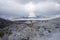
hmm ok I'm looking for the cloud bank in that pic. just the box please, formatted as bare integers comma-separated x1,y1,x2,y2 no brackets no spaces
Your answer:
0,0,60,20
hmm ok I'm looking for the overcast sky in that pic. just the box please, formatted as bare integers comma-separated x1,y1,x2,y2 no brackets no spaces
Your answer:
0,0,60,19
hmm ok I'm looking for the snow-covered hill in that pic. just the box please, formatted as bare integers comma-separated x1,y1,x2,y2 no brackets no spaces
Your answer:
0,17,60,40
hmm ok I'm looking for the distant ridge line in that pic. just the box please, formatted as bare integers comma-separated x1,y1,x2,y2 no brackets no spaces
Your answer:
11,15,60,21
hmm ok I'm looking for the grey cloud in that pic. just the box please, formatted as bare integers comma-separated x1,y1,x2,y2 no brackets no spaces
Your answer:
0,0,29,19
0,10,29,19
34,2,60,18
15,0,31,4
33,0,60,3
15,0,46,4
0,10,28,17
34,9,60,18
15,0,60,4
52,0,60,3
32,0,46,3
0,0,60,19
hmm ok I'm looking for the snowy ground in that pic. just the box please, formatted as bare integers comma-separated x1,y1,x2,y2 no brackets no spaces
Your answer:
0,18,60,40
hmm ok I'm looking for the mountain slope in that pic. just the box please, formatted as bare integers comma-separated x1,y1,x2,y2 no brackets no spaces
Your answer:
0,17,60,40
0,18,13,29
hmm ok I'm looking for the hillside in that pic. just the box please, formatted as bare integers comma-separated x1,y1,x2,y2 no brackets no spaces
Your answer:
0,18,13,29
0,17,60,40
